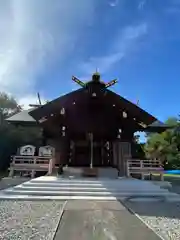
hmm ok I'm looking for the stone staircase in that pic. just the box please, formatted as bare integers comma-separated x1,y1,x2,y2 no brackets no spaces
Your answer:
0,176,180,201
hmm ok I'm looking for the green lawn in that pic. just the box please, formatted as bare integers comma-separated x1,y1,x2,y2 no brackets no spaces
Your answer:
151,174,180,186
163,173,180,178
151,174,180,194
153,173,180,178
164,175,180,183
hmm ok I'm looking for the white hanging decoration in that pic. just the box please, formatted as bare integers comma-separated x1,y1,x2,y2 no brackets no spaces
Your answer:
105,141,110,150
39,117,47,123
117,128,122,139
60,107,65,115
61,125,66,136
62,126,66,131
139,122,147,128
122,111,127,118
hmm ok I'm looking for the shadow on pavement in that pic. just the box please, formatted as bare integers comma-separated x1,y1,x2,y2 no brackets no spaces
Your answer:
99,178,180,220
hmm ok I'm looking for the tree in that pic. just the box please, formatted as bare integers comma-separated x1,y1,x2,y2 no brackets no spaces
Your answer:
0,92,21,124
0,92,42,172
144,117,180,169
132,133,146,159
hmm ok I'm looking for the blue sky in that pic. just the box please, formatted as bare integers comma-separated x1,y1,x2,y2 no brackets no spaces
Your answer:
0,0,180,122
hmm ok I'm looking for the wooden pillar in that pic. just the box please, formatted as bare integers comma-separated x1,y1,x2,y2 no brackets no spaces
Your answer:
118,141,125,177
101,141,104,166
113,141,122,175
89,133,93,168
56,136,70,174
113,141,131,177
113,141,118,167
42,128,47,146
46,137,66,174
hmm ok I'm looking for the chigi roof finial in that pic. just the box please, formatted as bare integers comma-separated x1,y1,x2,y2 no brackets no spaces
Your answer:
92,68,100,82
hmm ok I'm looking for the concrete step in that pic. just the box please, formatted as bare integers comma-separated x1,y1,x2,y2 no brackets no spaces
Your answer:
28,178,164,188
1,194,180,202
13,185,170,194
13,185,169,192
14,185,110,191
22,181,163,189
30,176,136,184
30,176,160,184
23,182,104,187
0,194,121,200
22,182,165,192
1,176,179,202
29,180,124,185
0,192,179,201
4,189,173,197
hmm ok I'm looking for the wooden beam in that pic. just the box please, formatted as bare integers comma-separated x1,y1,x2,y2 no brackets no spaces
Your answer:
105,79,118,88
72,76,86,87
29,104,41,108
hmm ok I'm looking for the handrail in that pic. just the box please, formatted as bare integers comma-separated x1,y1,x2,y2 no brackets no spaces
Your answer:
9,155,55,178
127,159,164,180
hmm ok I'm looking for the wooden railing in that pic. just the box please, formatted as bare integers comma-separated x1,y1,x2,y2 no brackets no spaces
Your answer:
9,155,55,178
127,159,164,181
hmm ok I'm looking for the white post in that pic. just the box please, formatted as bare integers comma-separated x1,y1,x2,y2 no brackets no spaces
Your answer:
90,133,93,169
127,159,130,177
9,156,15,177
48,158,53,175
31,157,36,178
140,160,144,180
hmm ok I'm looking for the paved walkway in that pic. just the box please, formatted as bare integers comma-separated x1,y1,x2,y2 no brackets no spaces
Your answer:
1,177,178,239
54,200,161,240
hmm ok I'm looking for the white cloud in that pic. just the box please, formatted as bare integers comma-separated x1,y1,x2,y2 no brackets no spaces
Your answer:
0,0,95,99
81,23,148,74
18,94,46,110
108,0,119,7
138,0,146,10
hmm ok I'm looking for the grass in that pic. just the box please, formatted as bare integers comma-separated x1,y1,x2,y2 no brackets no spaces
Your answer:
164,175,180,183
152,174,180,188
150,174,180,186
163,173,180,177
153,173,180,178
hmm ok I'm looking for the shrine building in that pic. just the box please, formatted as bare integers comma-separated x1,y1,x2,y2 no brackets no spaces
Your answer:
7,72,168,176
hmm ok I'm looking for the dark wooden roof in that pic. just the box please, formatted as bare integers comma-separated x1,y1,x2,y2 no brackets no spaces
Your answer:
29,88,83,121
29,87,157,126
106,89,156,125
7,82,160,135
145,120,174,133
